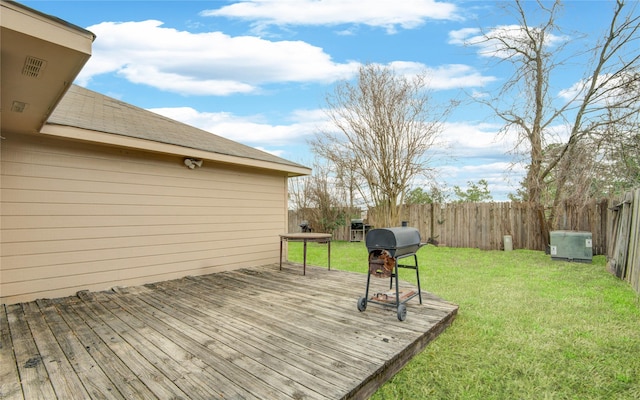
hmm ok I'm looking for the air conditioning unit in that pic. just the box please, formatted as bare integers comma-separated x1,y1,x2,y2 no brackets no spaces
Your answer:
549,231,593,263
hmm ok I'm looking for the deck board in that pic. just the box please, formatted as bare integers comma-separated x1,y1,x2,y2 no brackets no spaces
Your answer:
56,297,165,399
21,301,90,399
1,306,25,399
1,263,458,399
34,299,123,399
4,304,58,400
139,283,353,397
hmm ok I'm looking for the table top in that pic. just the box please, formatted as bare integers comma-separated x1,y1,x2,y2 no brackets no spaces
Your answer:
279,233,332,240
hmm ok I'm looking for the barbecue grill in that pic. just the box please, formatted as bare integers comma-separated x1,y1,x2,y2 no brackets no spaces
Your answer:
349,218,371,242
299,220,312,233
357,227,425,321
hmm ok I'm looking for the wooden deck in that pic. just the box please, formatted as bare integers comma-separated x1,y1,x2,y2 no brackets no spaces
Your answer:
1,263,458,400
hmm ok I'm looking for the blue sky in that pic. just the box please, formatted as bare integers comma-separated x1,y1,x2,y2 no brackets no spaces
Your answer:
20,0,626,200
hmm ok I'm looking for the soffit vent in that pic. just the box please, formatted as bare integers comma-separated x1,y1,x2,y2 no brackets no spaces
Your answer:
11,101,28,113
22,56,47,78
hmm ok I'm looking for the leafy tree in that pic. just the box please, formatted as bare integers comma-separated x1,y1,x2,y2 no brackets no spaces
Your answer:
406,185,449,204
453,179,493,202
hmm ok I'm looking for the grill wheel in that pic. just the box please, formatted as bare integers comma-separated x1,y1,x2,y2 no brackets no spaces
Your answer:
357,296,367,312
397,304,407,321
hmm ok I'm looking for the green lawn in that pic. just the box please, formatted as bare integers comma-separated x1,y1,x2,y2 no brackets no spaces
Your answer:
287,241,640,399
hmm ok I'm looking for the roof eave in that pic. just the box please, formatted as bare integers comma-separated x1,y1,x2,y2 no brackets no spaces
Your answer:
40,123,312,177
0,0,95,135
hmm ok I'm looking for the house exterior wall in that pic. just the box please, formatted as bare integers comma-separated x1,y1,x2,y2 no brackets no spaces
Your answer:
1,132,288,304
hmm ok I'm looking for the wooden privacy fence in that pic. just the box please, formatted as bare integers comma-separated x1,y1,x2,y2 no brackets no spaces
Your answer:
289,200,612,254
386,202,544,251
367,201,611,254
607,188,640,294
288,195,640,293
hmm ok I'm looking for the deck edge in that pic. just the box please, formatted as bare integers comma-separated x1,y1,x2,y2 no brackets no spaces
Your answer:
343,305,459,400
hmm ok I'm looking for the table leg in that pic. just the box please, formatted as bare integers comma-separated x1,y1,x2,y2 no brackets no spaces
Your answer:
303,239,307,275
328,240,331,270
279,239,283,270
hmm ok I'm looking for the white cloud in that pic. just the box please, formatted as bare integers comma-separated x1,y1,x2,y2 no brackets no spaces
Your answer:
77,20,360,94
254,146,286,157
425,64,497,89
75,20,494,97
118,65,256,96
427,121,526,199
441,121,512,155
558,72,639,109
543,123,572,144
447,27,481,45
201,0,460,34
558,79,587,102
379,61,496,90
449,25,566,59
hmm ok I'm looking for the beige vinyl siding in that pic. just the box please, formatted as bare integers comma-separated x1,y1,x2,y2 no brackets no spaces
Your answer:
1,133,288,304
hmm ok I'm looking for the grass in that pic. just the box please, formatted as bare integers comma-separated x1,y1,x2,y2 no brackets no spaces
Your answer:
287,241,640,399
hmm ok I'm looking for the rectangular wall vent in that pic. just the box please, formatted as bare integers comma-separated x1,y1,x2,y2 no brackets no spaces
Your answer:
22,56,47,78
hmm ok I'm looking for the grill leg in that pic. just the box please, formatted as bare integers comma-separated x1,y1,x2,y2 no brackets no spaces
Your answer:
414,254,422,304
394,262,401,310
303,239,307,275
365,268,372,300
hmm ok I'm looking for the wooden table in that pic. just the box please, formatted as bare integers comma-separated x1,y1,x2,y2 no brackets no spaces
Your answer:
279,233,332,275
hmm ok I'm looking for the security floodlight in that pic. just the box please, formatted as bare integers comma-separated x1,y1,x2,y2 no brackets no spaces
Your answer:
184,158,203,169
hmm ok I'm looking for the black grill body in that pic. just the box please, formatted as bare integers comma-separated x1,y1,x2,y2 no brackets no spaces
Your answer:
358,226,426,321
299,221,312,233
365,227,421,258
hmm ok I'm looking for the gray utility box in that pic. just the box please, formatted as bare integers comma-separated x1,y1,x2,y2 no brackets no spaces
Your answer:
549,230,593,263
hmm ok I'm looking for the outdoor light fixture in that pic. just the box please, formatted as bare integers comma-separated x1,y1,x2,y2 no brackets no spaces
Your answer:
184,158,203,169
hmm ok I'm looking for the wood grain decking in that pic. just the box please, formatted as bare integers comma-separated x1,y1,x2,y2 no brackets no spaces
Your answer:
1,263,458,400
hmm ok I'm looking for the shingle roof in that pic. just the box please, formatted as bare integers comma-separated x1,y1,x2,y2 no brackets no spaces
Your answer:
47,84,307,170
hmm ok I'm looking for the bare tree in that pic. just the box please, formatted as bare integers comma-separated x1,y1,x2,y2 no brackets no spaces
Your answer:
310,64,454,227
288,175,311,212
334,158,364,210
473,0,640,243
288,162,355,234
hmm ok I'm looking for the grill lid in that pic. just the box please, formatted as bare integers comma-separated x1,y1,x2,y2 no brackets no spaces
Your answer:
366,227,422,257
